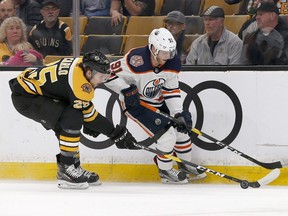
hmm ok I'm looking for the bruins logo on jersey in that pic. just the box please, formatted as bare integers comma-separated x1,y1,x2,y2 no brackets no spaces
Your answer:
81,83,93,93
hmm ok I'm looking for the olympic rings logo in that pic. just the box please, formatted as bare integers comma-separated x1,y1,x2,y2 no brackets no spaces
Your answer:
80,81,243,151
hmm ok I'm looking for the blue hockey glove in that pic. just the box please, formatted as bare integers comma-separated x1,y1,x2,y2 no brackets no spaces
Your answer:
174,111,192,134
121,84,140,110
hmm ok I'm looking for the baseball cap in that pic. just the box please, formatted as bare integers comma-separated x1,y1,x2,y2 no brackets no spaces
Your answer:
256,2,279,15
164,11,185,24
202,6,225,18
41,0,59,8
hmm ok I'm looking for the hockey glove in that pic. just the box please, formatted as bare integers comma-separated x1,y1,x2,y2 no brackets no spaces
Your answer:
83,126,101,138
174,111,192,134
109,125,137,149
121,84,140,110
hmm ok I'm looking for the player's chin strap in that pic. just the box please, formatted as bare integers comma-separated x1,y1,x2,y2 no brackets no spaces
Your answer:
139,100,287,170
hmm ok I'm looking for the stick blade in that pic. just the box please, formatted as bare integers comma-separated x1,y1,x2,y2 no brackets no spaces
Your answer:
258,168,281,187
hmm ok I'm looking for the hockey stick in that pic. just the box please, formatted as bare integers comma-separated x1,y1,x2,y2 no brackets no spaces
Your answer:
133,141,280,189
191,128,283,169
139,101,285,169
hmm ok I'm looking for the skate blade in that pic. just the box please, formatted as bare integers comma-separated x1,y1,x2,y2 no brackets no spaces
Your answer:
187,172,207,181
58,180,89,189
88,181,102,186
161,178,189,184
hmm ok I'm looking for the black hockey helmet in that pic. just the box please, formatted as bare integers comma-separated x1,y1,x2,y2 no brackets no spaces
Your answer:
82,50,111,75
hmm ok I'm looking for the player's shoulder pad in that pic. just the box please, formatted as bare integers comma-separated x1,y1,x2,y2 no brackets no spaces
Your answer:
70,58,94,102
126,46,153,73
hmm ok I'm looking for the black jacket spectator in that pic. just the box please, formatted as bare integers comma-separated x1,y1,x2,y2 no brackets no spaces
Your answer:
17,0,42,31
28,18,72,57
243,18,288,65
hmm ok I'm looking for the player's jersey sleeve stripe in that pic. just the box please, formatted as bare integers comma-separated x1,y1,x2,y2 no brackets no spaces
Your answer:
17,74,42,95
83,104,98,122
84,109,98,122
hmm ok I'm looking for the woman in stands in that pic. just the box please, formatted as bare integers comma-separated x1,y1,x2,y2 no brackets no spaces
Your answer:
0,16,43,65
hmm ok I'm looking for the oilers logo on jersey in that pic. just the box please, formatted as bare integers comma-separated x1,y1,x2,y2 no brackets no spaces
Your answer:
143,78,165,98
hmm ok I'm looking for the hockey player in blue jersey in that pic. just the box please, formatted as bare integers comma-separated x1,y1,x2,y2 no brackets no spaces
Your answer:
105,28,206,183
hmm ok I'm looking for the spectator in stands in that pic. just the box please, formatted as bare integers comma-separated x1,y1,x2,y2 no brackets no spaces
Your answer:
242,2,288,64
2,41,43,66
28,0,72,57
80,0,111,17
110,0,155,26
225,0,287,15
0,17,43,64
11,0,42,32
0,0,16,26
238,0,278,40
164,10,186,63
226,0,262,15
185,6,243,65
36,0,72,17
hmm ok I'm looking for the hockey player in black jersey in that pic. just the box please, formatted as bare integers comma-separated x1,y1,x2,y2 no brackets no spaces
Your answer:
9,50,136,189
105,28,207,184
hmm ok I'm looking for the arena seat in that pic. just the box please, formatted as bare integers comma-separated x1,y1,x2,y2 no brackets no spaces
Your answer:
161,0,184,15
80,35,87,51
185,16,204,34
203,0,241,15
59,16,88,34
123,35,149,54
154,0,164,15
106,55,124,62
84,16,128,35
44,55,73,64
125,16,165,35
182,34,200,53
160,0,204,16
224,15,250,34
184,0,205,15
81,35,126,55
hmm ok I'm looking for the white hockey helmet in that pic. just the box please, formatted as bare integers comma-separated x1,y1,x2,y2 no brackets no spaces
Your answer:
148,28,176,59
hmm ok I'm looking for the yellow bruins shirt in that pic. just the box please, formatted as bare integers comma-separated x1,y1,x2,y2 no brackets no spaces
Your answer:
0,42,13,62
17,57,97,121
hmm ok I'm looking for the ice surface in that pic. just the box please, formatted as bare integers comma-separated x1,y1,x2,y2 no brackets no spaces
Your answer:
0,180,287,216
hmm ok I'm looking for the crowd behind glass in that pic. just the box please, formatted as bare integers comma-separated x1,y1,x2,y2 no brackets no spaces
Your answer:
0,0,287,68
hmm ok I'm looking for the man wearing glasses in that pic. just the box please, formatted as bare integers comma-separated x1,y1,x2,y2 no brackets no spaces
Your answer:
28,0,72,57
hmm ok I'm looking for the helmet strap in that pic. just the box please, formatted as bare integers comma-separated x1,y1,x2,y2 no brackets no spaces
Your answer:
149,44,159,60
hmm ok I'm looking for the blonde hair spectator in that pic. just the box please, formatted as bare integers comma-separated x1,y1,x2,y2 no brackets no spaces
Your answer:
0,16,27,43
11,41,34,54
0,17,43,65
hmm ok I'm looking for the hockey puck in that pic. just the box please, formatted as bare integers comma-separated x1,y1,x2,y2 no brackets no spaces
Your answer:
178,172,187,181
240,181,249,189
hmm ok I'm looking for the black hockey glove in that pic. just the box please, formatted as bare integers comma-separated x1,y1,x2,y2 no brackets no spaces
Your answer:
109,125,137,149
121,84,140,110
174,111,192,134
83,126,100,138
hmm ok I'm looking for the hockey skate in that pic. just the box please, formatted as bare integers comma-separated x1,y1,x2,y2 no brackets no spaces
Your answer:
56,155,89,189
158,168,188,184
75,162,102,186
178,163,207,181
